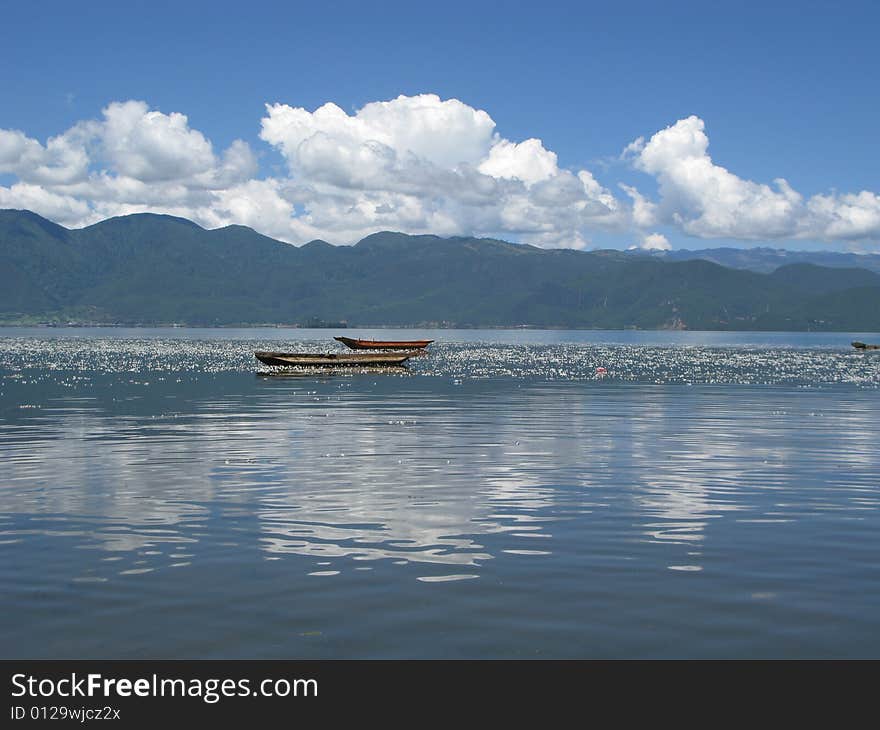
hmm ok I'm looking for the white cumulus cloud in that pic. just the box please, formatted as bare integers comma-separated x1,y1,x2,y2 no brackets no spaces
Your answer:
625,115,880,243
478,138,559,184
0,100,256,227
254,93,622,245
100,101,218,182
640,232,671,251
1,98,879,249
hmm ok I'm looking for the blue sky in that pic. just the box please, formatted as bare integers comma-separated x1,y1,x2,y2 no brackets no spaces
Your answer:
1,0,878,250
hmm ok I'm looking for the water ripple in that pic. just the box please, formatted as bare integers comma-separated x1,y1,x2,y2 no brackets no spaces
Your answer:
1,333,879,385
2,328,880,658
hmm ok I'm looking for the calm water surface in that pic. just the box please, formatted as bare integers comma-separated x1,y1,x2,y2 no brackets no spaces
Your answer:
1,328,879,658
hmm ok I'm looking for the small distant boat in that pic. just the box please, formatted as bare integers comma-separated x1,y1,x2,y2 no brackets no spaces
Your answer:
852,341,880,350
334,336,434,351
255,351,417,367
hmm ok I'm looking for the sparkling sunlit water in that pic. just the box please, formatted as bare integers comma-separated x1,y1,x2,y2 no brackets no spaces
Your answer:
1,328,879,658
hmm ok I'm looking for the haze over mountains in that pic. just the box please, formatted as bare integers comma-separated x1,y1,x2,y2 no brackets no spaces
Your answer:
636,247,880,275
1,209,879,330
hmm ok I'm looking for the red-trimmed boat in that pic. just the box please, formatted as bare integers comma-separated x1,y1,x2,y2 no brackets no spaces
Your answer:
334,336,434,351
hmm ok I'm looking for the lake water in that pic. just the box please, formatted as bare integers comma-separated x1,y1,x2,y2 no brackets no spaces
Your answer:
2,327,880,658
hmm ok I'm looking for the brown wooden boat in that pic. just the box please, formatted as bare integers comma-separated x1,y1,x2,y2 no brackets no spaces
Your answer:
334,336,434,351
852,341,880,350
255,351,417,367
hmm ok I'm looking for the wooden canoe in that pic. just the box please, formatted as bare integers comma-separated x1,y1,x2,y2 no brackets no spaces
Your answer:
852,341,880,350
255,350,417,367
334,336,434,351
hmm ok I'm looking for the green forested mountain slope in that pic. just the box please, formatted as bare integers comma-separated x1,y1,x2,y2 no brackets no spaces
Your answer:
1,209,878,330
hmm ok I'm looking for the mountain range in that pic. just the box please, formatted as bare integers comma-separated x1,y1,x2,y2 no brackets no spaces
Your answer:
1,208,878,330
633,246,880,274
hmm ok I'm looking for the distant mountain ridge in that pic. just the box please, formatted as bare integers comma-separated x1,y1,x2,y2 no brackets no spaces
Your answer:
1,209,879,330
630,246,880,274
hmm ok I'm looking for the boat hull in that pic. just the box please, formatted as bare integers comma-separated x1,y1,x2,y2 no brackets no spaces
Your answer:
255,351,416,367
334,336,434,350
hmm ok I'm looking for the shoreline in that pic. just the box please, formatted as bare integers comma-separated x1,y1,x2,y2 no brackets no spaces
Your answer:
1,322,878,335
